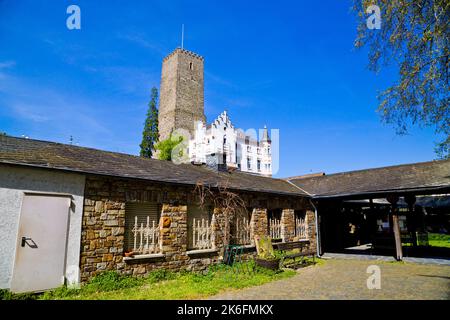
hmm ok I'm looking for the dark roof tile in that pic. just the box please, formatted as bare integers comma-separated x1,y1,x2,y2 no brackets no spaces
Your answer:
288,160,450,198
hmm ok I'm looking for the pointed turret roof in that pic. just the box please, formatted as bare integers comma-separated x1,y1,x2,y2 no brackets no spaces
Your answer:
261,125,271,143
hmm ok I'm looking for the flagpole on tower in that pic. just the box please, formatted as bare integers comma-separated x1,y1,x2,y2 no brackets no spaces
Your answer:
181,24,184,49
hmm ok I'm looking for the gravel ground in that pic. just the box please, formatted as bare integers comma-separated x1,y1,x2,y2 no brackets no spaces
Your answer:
210,259,450,300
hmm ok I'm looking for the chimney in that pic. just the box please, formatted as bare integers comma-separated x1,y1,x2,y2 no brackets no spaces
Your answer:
205,153,227,172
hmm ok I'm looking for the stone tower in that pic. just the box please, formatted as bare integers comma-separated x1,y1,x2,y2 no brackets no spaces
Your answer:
158,48,206,141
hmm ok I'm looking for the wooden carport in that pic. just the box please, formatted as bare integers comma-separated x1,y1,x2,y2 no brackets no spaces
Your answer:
287,159,450,260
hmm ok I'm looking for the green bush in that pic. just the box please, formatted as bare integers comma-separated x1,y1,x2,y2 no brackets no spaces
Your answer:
154,134,185,161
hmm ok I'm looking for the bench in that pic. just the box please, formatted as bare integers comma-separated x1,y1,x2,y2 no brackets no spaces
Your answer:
274,240,315,268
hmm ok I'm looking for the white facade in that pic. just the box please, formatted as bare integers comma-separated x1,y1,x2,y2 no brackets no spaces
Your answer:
189,111,272,176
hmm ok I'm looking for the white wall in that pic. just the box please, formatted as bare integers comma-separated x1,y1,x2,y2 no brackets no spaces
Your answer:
0,165,85,289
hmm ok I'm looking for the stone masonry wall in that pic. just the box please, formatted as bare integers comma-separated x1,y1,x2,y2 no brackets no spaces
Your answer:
281,209,295,242
306,210,317,253
79,176,315,282
250,208,268,244
211,207,228,254
80,177,218,281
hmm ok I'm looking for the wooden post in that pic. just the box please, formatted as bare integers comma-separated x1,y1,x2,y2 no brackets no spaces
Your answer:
387,195,402,260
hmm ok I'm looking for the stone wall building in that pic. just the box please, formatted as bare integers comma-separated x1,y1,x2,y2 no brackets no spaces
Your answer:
0,136,315,291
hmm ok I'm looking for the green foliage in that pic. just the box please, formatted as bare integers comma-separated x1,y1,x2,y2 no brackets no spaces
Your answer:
0,289,12,300
41,271,146,299
434,137,450,160
154,134,184,161
428,233,450,248
83,271,144,292
140,87,159,158
146,269,176,283
353,1,449,159
0,289,37,300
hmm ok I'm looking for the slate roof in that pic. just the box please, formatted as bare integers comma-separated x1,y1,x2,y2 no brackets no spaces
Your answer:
0,136,307,197
288,160,450,198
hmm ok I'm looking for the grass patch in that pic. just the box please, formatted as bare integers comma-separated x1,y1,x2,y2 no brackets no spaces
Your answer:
428,233,450,248
37,261,296,300
0,289,37,300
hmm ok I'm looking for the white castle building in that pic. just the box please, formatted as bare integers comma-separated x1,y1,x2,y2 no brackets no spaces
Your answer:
189,111,272,176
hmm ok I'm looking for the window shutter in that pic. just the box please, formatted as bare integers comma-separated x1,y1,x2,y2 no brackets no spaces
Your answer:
124,202,160,252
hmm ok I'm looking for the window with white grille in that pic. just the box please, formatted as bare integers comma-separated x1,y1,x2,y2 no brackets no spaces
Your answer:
294,210,308,239
232,209,251,245
188,205,213,250
268,209,282,240
124,202,161,255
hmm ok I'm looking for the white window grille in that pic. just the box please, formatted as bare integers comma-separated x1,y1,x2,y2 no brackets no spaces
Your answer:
269,218,282,239
125,202,160,254
192,217,213,250
235,217,251,245
295,215,308,239
131,216,160,254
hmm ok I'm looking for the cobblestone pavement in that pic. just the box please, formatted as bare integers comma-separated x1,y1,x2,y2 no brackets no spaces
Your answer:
210,259,450,300
322,252,450,266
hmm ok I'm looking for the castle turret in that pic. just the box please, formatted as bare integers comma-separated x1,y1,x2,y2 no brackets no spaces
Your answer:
260,125,272,176
261,125,271,143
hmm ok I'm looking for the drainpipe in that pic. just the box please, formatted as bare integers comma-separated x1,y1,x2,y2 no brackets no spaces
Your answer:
309,199,321,257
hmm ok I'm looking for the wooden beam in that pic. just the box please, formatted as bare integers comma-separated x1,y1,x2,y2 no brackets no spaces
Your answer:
387,195,403,260
391,214,403,260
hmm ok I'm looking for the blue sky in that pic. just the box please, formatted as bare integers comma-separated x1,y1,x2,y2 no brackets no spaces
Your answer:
0,0,442,177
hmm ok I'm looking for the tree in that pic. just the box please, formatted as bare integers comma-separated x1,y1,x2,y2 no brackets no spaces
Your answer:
140,87,159,158
154,134,184,161
353,1,449,158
